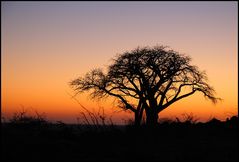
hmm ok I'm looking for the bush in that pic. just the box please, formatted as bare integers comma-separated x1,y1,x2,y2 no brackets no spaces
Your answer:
8,108,49,129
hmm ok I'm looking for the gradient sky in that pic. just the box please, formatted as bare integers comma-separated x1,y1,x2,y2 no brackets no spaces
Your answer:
1,2,238,124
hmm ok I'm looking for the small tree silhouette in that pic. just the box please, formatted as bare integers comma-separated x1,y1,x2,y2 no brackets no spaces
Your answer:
70,45,220,127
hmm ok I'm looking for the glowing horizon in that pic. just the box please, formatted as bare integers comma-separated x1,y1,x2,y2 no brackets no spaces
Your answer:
1,2,238,124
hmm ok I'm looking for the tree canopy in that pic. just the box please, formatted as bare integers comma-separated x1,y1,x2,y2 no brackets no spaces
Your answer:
70,45,220,126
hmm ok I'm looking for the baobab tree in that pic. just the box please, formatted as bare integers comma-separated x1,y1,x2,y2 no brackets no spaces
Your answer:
70,45,220,126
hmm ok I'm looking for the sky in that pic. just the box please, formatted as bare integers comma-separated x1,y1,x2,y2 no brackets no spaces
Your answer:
1,1,238,124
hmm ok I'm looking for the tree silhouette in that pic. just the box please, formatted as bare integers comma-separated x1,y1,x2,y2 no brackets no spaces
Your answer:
70,46,220,126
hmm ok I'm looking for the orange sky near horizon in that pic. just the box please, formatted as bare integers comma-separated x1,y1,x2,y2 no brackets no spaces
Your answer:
1,2,238,124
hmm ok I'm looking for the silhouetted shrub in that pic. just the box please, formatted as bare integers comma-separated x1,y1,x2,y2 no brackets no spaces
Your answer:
207,118,221,126
8,108,49,130
225,116,238,129
176,113,199,124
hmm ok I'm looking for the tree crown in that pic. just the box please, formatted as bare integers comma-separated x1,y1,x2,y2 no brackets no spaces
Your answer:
70,46,220,113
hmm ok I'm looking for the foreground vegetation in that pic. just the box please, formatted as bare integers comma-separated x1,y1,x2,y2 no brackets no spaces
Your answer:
1,111,238,161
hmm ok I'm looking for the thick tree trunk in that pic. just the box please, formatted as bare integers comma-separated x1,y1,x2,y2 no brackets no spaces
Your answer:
134,107,144,126
134,112,140,126
145,110,158,127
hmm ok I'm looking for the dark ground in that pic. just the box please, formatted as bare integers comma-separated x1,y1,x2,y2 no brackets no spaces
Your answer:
1,117,238,161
